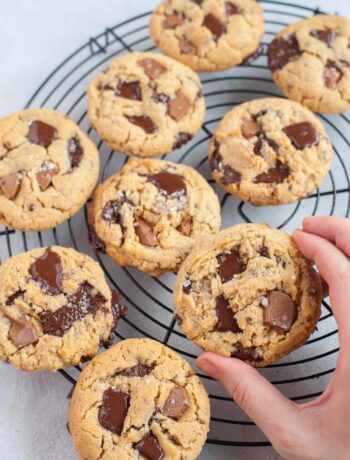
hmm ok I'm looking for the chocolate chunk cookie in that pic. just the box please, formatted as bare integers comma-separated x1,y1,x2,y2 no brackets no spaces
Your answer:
0,246,126,371
173,224,322,366
268,15,350,114
68,338,210,460
88,52,205,157
88,158,221,275
149,0,264,72
0,108,100,231
208,98,333,206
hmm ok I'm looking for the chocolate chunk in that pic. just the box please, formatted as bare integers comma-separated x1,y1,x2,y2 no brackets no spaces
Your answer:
126,115,158,134
217,249,245,283
203,14,226,40
0,172,21,199
134,218,158,247
168,91,191,121
177,216,192,236
254,163,290,184
241,120,262,139
163,13,184,30
268,34,301,72
30,249,63,295
231,342,261,362
241,45,264,65
215,295,242,333
138,58,167,79
191,0,203,4
179,38,197,55
324,61,342,89
283,122,319,150
162,387,190,419
310,29,336,47
68,137,84,168
102,193,130,226
6,290,25,306
134,434,164,460
182,279,192,294
88,224,106,253
252,111,267,121
0,305,37,349
36,164,58,191
263,290,296,334
27,121,57,148
111,290,127,329
153,92,170,105
148,171,186,196
173,132,193,150
254,134,279,156
116,81,142,101
220,165,241,185
258,246,270,258
39,282,106,336
226,2,241,15
98,388,130,435
209,140,222,171
116,364,153,377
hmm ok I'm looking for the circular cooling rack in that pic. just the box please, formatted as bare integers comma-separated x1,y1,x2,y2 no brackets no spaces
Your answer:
1,0,349,452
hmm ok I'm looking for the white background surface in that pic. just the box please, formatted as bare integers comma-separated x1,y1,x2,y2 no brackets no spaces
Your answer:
0,1,349,459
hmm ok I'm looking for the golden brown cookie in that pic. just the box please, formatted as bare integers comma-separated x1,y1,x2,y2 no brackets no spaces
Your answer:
173,224,322,367
69,338,210,460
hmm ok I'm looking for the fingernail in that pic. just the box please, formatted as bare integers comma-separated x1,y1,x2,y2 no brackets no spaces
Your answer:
197,358,218,376
292,229,302,237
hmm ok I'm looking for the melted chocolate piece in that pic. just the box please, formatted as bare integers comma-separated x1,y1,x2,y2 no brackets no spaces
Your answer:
0,173,21,199
88,224,106,253
220,165,241,185
173,132,193,150
231,342,261,362
310,29,336,47
209,140,222,171
27,121,57,148
324,61,343,89
126,115,158,134
254,134,279,156
163,13,184,30
153,92,170,106
0,305,37,349
182,279,192,294
115,364,153,377
225,2,241,15
203,14,226,40
102,193,130,227
134,218,158,247
30,248,63,295
168,91,191,121
215,295,242,333
241,120,262,139
177,216,192,236
254,163,290,184
107,290,128,345
162,387,190,419
263,290,296,334
6,290,25,306
283,122,319,150
217,249,245,283
148,171,186,196
258,246,270,258
268,34,301,72
98,388,130,435
138,58,167,79
179,38,197,55
38,282,107,336
68,137,84,168
116,81,142,101
191,0,203,4
134,434,164,460
36,166,58,191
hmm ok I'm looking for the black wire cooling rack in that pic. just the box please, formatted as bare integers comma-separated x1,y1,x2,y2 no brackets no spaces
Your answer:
1,0,349,452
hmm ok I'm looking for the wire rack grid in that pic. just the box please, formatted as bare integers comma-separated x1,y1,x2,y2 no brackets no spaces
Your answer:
1,0,349,451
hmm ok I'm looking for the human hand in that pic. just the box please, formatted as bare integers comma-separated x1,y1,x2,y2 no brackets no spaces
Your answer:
197,216,350,460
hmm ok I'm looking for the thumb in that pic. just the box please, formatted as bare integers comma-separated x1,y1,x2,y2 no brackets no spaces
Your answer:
197,353,300,441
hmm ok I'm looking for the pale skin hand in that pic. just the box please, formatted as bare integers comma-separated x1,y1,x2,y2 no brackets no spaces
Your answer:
197,216,350,460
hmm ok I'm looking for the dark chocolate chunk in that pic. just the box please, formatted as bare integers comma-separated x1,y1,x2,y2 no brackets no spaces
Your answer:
177,216,192,236
126,115,158,134
162,387,189,419
209,140,222,171
6,290,25,306
98,388,130,435
116,81,142,101
138,58,167,79
173,132,193,150
163,13,184,30
30,248,63,295
68,137,84,168
148,171,186,196
203,14,226,40
310,29,336,47
168,91,191,121
225,2,241,15
36,165,58,191
134,434,164,460
179,38,197,55
283,122,319,150
217,249,245,283
268,34,301,72
258,246,270,258
102,193,130,227
153,92,170,105
242,119,262,139
134,218,158,247
231,342,261,362
263,290,296,334
254,134,279,156
88,224,106,254
0,173,21,199
0,305,37,349
324,61,343,89
215,295,242,333
220,165,241,185
115,364,153,377
182,279,192,294
254,163,290,184
38,282,107,336
191,0,203,4
27,121,57,148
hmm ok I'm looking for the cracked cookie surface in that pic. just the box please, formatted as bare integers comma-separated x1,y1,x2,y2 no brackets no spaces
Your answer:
69,338,210,460
208,98,333,206
0,108,100,231
173,224,322,366
88,158,221,276
0,246,126,371
88,52,205,157
149,0,264,72
268,15,350,114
